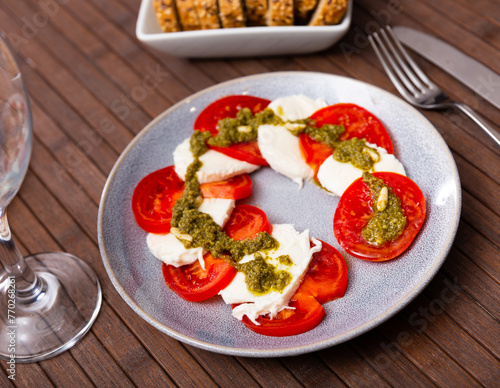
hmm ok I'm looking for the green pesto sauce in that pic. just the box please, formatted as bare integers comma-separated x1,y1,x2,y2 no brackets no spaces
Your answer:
287,119,345,149
170,139,278,266
208,107,283,147
286,118,379,171
190,130,211,157
236,253,292,295
333,138,380,171
361,172,407,246
278,254,293,266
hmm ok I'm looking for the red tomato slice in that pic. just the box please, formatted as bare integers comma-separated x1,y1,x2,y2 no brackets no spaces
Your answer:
223,204,272,240
298,132,334,177
238,291,326,337
208,142,268,166
132,166,184,234
162,254,236,302
299,103,395,173
298,240,348,304
194,95,271,166
334,172,426,261
200,174,253,200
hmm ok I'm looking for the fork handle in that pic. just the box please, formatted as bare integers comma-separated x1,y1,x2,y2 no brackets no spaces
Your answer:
454,103,500,148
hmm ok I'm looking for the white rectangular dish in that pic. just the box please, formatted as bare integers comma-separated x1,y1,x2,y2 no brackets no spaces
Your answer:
135,0,352,58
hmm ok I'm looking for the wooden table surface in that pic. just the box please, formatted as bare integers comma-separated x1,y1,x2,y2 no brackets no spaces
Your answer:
1,0,499,386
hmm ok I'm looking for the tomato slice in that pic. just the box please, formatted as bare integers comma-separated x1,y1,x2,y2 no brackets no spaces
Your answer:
223,204,272,240
238,291,326,337
208,142,268,166
298,132,334,177
200,173,253,200
334,172,426,261
194,95,271,166
298,240,348,304
299,103,394,173
132,166,184,234
162,254,236,302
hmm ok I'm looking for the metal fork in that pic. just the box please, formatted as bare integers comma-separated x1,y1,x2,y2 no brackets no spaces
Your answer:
368,25,500,148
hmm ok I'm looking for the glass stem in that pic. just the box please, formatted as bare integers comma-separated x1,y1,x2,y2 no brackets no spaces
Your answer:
0,209,42,298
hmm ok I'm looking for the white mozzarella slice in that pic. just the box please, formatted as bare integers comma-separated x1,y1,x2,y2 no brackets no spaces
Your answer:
197,197,235,228
147,197,235,268
147,233,204,267
219,224,322,324
268,95,327,122
173,137,260,184
258,124,314,187
317,143,406,197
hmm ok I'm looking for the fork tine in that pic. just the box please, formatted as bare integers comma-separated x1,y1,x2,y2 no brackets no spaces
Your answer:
379,27,427,93
383,26,434,89
368,31,419,100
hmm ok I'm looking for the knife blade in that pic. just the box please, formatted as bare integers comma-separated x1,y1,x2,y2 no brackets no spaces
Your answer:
393,26,500,111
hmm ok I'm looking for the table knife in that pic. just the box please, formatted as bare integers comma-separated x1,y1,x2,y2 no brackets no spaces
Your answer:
393,26,500,111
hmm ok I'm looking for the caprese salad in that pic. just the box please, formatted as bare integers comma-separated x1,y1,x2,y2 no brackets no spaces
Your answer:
131,94,426,337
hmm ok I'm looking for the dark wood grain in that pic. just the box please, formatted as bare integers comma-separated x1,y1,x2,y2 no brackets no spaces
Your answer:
0,0,498,386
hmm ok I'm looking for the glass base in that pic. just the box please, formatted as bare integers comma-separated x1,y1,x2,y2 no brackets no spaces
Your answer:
0,252,102,363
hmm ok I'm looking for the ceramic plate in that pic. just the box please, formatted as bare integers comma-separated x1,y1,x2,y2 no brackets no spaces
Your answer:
136,0,352,58
98,72,461,357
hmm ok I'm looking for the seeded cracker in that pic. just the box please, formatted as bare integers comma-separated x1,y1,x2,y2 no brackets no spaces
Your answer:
309,0,348,26
267,0,294,26
153,0,181,32
218,0,246,28
195,0,221,29
176,0,203,30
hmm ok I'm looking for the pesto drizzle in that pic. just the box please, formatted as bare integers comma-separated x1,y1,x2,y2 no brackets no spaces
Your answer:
361,172,407,245
334,138,380,171
207,107,282,147
286,118,345,148
235,253,292,294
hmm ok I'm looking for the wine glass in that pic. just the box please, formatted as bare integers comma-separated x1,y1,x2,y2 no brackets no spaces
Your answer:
0,34,101,362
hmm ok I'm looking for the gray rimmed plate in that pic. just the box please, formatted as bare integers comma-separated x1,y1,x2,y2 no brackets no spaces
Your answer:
98,71,461,357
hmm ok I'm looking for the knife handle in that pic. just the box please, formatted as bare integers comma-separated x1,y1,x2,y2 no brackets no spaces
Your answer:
454,103,500,148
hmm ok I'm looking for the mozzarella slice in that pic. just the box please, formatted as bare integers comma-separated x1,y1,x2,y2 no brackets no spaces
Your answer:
147,233,204,268
268,95,327,121
173,137,260,184
256,95,327,187
219,224,322,324
258,124,314,187
147,198,235,268
197,197,235,228
317,143,406,197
